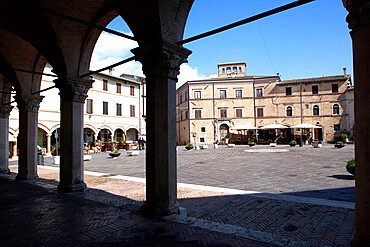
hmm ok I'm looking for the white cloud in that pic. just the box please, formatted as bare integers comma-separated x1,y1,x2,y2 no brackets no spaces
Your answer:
90,32,143,77
90,32,209,84
177,64,206,88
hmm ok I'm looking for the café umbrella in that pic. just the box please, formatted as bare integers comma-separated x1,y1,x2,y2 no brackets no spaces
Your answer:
260,123,288,143
291,123,321,141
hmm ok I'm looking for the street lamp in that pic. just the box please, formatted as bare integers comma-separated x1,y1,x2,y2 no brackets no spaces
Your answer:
54,131,59,156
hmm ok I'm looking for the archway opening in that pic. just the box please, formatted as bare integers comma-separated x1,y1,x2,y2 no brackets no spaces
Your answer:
219,124,229,143
126,128,138,141
83,128,95,144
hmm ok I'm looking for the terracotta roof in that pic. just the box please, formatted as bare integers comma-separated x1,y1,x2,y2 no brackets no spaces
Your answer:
278,75,350,85
188,75,279,83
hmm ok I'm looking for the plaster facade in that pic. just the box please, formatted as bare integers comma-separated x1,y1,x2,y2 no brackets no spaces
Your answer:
8,65,144,157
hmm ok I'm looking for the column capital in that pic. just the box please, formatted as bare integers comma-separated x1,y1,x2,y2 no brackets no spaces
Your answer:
343,0,370,30
15,94,44,113
0,105,13,118
54,76,93,103
132,41,192,81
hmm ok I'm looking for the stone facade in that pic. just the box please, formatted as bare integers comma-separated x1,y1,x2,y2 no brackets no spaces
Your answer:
176,63,354,145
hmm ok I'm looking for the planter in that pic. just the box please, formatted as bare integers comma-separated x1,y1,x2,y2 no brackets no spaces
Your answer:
185,146,193,150
289,144,296,147
335,144,345,148
54,156,60,165
346,165,355,176
109,152,121,158
248,143,255,147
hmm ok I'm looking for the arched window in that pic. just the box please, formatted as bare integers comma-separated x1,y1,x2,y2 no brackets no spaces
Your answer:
333,104,340,115
233,66,237,73
313,105,320,116
222,68,225,74
226,67,231,74
286,106,293,117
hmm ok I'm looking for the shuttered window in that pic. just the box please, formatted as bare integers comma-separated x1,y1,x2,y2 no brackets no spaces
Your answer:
130,105,135,117
86,99,93,114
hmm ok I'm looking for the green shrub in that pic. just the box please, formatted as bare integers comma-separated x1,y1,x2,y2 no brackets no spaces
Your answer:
113,149,120,154
346,158,355,175
335,141,346,148
289,140,297,146
187,143,193,147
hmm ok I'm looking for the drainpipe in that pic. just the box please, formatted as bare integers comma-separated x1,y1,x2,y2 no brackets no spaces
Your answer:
300,82,303,124
213,82,216,142
188,84,190,144
253,80,256,127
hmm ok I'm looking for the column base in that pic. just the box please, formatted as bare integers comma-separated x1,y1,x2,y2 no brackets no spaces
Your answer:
57,182,86,193
0,168,10,174
140,201,180,216
16,174,38,180
350,231,370,247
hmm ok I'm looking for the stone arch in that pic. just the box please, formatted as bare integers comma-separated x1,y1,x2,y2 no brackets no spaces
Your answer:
113,127,126,142
98,125,114,134
0,29,48,94
0,52,21,93
79,10,121,75
83,124,98,134
0,2,67,75
50,124,61,134
83,127,96,144
37,124,50,136
126,127,139,141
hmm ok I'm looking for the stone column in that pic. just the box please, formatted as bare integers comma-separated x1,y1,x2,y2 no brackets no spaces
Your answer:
343,1,370,246
132,42,191,215
46,134,51,155
55,76,92,193
0,105,13,174
12,138,17,157
15,94,43,180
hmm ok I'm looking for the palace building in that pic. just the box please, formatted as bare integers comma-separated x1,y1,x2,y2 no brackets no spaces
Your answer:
176,62,353,145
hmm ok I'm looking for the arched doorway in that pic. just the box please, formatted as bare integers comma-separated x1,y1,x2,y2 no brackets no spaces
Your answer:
37,128,47,150
219,124,230,143
97,129,112,143
83,128,95,144
126,128,138,141
50,128,60,156
114,128,125,142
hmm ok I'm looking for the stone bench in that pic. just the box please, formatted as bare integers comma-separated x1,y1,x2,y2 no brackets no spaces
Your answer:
200,145,208,149
127,150,140,156
84,155,92,161
227,144,235,148
270,143,277,147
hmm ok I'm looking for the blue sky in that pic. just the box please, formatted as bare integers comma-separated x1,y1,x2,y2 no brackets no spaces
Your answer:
92,0,352,86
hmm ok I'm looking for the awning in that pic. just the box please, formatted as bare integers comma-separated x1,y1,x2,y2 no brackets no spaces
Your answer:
260,123,288,129
291,123,321,129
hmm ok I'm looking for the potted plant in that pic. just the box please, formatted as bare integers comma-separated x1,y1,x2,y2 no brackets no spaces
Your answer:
185,143,193,150
106,141,114,152
346,158,355,176
248,140,255,147
312,141,322,148
109,149,121,158
289,140,297,147
335,141,346,148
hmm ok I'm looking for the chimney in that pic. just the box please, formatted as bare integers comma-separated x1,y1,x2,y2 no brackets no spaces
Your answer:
109,68,114,75
343,67,347,76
